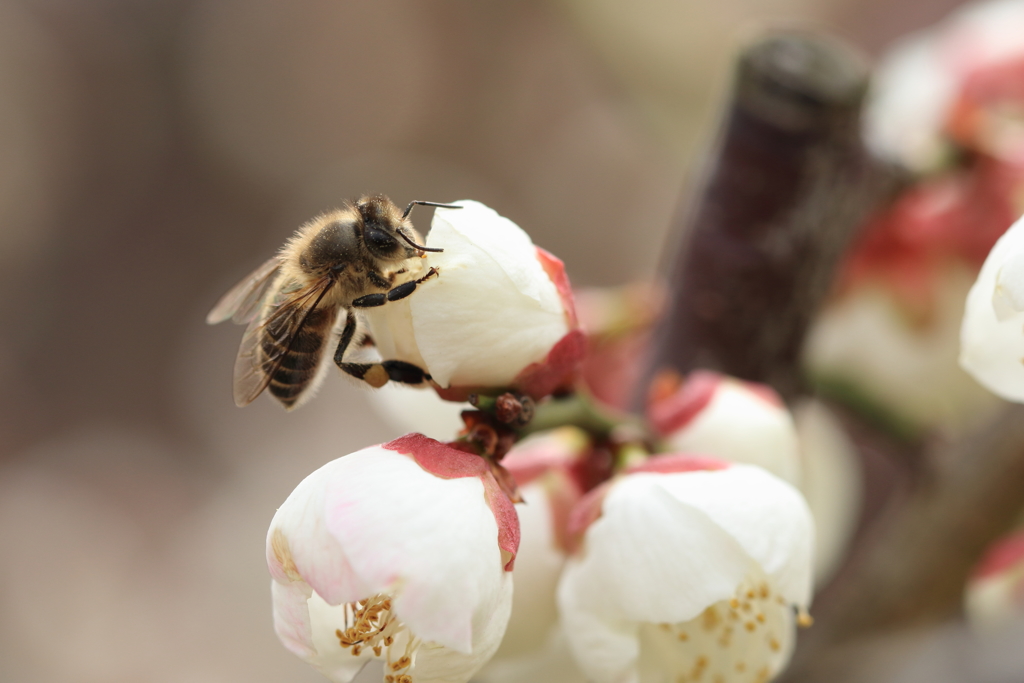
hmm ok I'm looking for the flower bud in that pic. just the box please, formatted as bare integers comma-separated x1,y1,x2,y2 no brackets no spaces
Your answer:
647,371,801,486
267,434,519,683
362,200,584,401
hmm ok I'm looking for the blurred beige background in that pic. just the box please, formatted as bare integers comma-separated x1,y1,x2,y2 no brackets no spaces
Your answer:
0,1,969,681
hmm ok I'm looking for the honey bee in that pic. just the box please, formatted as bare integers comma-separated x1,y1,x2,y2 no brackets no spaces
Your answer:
206,195,458,409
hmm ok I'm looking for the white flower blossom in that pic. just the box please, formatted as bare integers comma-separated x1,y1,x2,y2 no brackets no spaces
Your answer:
486,428,588,662
367,383,469,441
362,200,584,399
267,434,519,683
648,371,801,486
810,265,1004,432
961,213,1024,401
650,375,860,589
791,400,862,586
557,457,814,683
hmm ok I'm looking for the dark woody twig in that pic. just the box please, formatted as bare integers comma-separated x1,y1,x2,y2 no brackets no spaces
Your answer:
645,32,876,400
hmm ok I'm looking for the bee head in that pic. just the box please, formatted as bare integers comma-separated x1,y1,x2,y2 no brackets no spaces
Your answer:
358,195,422,262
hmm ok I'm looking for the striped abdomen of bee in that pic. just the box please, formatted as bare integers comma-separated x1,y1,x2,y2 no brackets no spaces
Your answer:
260,303,339,408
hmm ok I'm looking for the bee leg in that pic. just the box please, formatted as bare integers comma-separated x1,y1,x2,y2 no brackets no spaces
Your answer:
332,310,359,367
339,360,432,388
351,268,440,308
333,309,432,387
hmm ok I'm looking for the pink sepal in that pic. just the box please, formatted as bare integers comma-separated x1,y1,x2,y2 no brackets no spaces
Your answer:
536,247,578,327
565,482,612,553
647,370,721,435
383,433,521,571
513,329,587,400
504,437,587,553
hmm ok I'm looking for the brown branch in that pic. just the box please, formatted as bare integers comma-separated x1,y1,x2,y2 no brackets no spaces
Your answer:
644,31,878,400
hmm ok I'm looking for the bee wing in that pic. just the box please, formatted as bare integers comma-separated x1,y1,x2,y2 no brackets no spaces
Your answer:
206,256,284,325
232,278,334,407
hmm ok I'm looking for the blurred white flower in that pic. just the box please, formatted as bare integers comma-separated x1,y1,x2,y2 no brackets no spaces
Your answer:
961,213,1024,401
810,264,1003,433
363,200,584,400
367,383,469,442
865,0,1024,172
647,371,801,486
267,434,519,683
557,457,814,683
485,428,589,664
474,625,588,683
965,532,1024,633
791,400,863,586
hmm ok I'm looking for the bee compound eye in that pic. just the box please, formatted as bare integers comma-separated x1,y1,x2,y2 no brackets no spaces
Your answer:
364,226,399,255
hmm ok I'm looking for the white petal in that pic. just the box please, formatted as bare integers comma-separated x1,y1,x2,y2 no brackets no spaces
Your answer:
360,297,428,371
408,572,514,683
321,447,506,653
493,481,567,659
864,0,1024,172
367,383,469,441
268,456,375,605
270,579,315,659
302,576,513,683
409,208,568,387
664,380,802,486
649,466,815,607
561,478,753,628
558,568,642,683
994,251,1024,318
362,200,572,389
792,400,863,587
961,213,1024,401
433,201,563,311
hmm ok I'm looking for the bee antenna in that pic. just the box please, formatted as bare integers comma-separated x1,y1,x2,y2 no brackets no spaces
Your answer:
397,229,444,253
401,200,463,220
